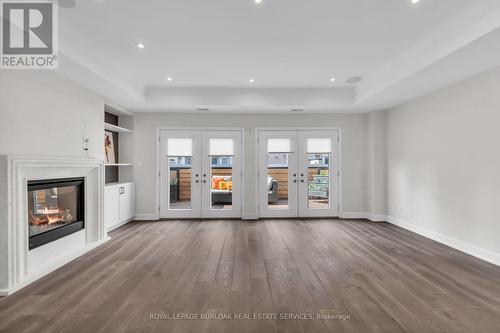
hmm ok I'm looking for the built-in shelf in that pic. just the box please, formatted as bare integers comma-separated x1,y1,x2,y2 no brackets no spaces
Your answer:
104,104,135,185
105,123,134,134
105,163,135,167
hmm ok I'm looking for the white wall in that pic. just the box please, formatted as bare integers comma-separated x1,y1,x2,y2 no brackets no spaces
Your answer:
0,70,104,160
366,111,387,218
387,66,500,259
0,157,8,289
0,70,107,291
133,113,373,218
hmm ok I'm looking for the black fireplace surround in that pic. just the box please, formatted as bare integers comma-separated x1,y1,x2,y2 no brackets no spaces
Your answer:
27,178,85,250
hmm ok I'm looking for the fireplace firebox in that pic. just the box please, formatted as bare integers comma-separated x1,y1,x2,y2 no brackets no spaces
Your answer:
27,178,85,250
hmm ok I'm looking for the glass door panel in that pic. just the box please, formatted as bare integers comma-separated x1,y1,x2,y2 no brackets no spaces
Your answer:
169,155,193,210
267,153,289,209
160,131,202,218
258,131,298,217
202,131,242,218
307,153,330,209
298,131,339,217
210,155,233,210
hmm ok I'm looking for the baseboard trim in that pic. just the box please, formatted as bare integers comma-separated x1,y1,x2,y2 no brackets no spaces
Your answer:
135,213,259,221
134,212,386,222
1,236,111,297
341,212,387,222
134,213,160,221
242,213,259,220
367,214,388,222
386,215,500,267
106,217,135,232
340,212,366,219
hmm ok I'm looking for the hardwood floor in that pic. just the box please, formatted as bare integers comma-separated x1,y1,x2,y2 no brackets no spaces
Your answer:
1,219,500,332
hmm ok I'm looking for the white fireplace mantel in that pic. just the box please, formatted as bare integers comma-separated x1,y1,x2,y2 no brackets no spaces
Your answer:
0,155,109,296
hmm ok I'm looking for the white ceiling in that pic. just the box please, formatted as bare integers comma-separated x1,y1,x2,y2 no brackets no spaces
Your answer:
56,0,500,113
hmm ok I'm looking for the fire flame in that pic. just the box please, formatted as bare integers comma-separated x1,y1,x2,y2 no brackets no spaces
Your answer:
47,214,65,225
40,207,60,215
29,208,73,227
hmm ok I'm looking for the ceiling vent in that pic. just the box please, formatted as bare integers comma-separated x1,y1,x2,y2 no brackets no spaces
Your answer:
346,76,363,84
291,108,304,112
196,108,210,112
58,0,76,8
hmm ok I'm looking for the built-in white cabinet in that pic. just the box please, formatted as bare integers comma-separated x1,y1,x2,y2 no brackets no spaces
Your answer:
104,185,120,230
103,104,135,232
105,182,135,231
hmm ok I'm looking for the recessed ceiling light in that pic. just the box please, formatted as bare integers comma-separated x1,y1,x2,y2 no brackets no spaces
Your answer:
330,78,336,83
166,77,173,81
249,78,255,83
291,108,304,112
255,0,263,5
136,43,145,49
411,0,420,4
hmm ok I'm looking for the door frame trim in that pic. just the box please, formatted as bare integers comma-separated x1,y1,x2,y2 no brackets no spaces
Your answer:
255,127,343,219
155,127,246,219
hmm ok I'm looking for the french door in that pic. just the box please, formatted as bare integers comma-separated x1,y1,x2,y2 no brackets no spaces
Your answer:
258,130,339,218
160,129,242,218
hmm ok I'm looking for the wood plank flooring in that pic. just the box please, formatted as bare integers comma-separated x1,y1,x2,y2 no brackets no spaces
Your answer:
1,219,500,332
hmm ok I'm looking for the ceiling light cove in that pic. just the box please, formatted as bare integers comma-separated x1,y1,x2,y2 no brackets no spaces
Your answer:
56,1,500,114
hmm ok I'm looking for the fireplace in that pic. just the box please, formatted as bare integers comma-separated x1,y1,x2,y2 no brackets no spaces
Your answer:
27,178,85,250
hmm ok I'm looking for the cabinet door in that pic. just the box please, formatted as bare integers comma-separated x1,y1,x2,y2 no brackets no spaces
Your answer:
104,186,120,230
119,183,135,222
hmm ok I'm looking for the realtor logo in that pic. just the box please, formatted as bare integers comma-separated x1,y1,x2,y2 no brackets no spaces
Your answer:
1,0,58,69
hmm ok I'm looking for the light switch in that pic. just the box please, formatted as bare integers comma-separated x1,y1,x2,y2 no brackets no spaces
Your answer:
82,135,90,149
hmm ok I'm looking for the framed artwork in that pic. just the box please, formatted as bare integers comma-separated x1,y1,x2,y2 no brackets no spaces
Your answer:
104,131,116,164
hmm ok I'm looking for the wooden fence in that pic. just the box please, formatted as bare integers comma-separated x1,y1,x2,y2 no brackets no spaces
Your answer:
174,167,327,201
